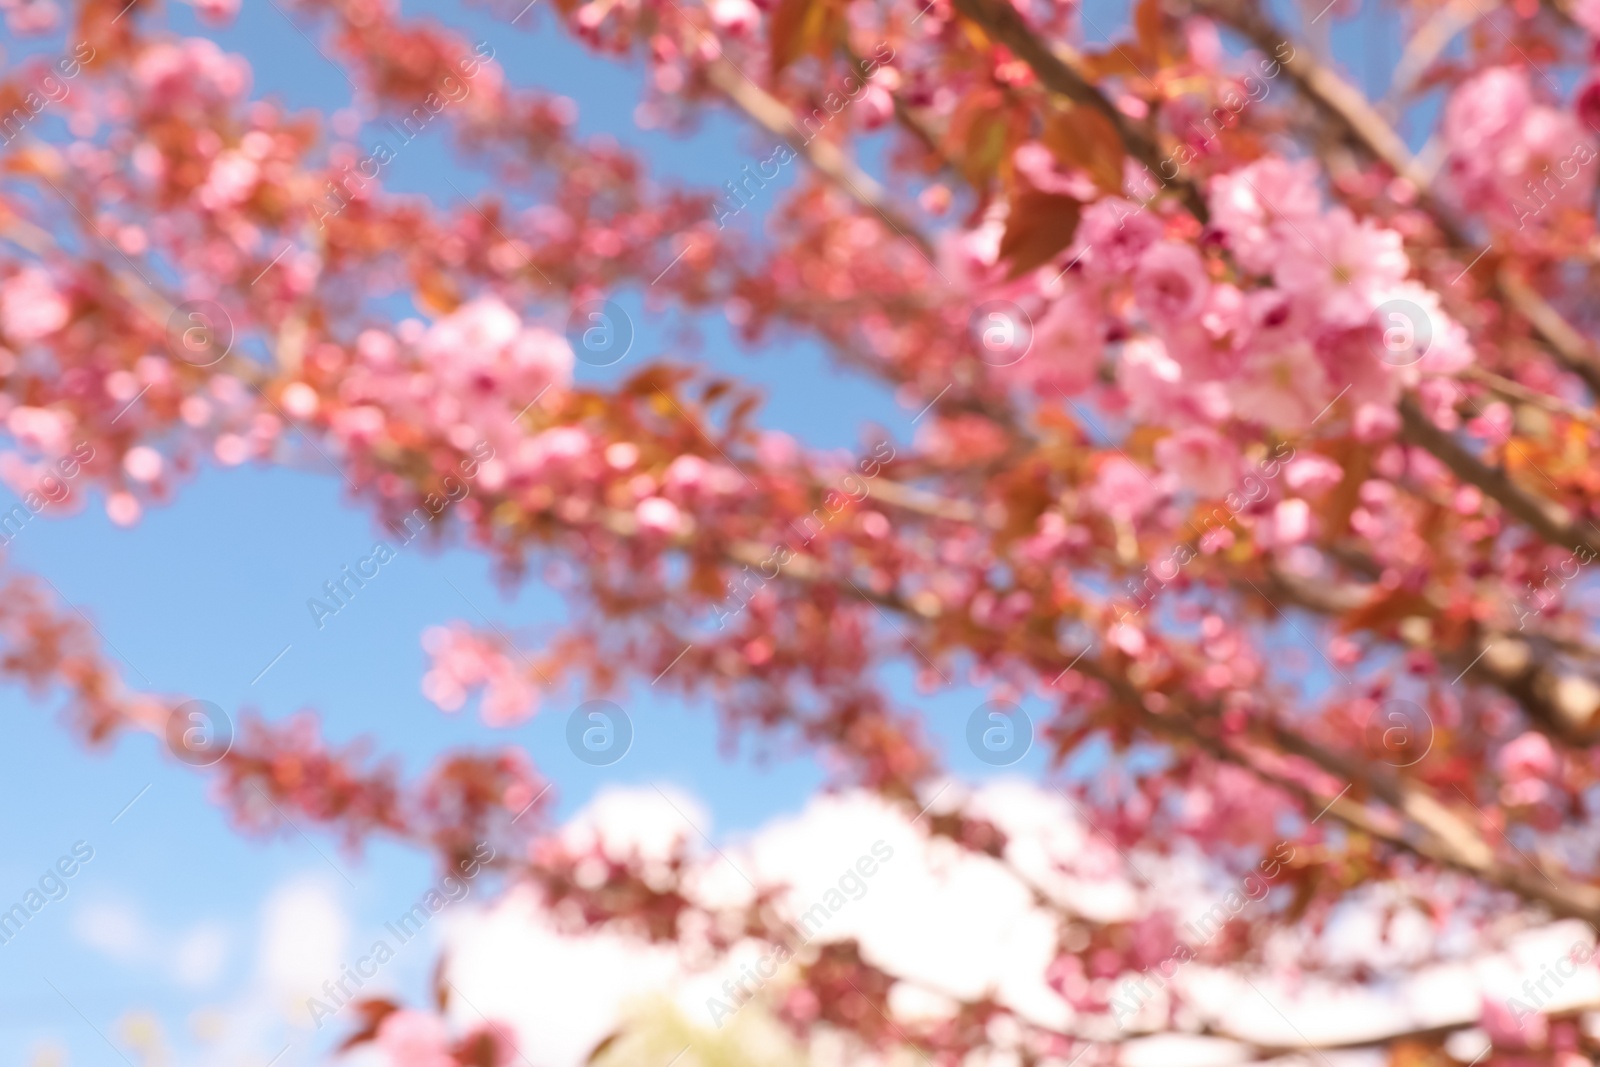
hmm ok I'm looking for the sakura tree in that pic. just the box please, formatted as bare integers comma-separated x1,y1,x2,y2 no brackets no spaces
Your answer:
2,0,1600,1060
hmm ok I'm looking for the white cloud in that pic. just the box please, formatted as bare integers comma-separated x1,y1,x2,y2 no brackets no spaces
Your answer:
71,898,153,963
71,899,232,991
53,785,1588,1067
448,887,683,1066
433,781,1600,1067
172,872,351,1067
171,921,230,989
561,783,711,865
258,874,347,1016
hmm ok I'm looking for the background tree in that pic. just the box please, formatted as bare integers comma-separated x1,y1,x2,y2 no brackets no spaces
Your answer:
3,0,1600,1060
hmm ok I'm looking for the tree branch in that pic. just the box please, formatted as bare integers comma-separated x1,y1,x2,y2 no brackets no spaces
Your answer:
946,0,1211,222
1194,0,1600,396
701,57,935,257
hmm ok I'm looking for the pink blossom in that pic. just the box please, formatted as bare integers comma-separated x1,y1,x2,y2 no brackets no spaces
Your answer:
281,382,320,419
938,217,1004,286
1510,106,1597,220
1353,402,1400,441
214,434,249,465
1109,622,1147,655
1198,282,1247,343
106,492,141,527
421,298,573,410
331,405,386,446
1,269,70,342
1416,376,1463,430
423,296,521,366
1116,335,1232,426
605,442,640,470
1239,287,1305,351
1578,71,1600,132
132,39,251,114
375,1010,456,1067
1502,778,1550,806
7,406,74,454
1228,340,1330,431
1186,17,1222,68
1075,197,1162,275
918,184,953,215
1155,427,1239,497
1162,324,1239,385
122,446,163,483
635,495,683,534
1480,995,1545,1049
1088,456,1161,523
197,150,259,208
1497,730,1556,780
1151,285,1248,385
1133,242,1210,328
1313,324,1399,410
708,0,758,33
357,329,399,366
1283,454,1343,495
2,0,60,33
856,83,896,130
193,0,240,24
482,675,537,728
105,371,141,403
1207,156,1322,274
1014,142,1098,199
421,625,536,726
509,326,576,384
536,426,590,462
756,431,799,469
663,454,711,493
1116,335,1183,419
1444,67,1531,155
476,458,506,492
1270,498,1311,545
1018,282,1104,396
0,455,61,503
1442,67,1595,231
1272,208,1408,328
1467,400,1513,440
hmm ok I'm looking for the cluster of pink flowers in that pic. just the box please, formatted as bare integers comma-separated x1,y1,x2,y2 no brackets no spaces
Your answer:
0,0,59,34
961,151,1474,527
415,296,574,432
421,623,537,726
129,37,251,117
1195,156,1469,423
1496,730,1558,809
1444,66,1597,234
328,297,573,496
0,268,71,345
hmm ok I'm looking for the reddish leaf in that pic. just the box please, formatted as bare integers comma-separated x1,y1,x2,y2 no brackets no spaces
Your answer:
944,88,1017,187
337,998,402,1051
1043,106,1127,196
433,954,450,1012
998,187,1082,278
1079,49,1149,79
1134,0,1165,65
585,1030,623,1064
768,0,838,77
